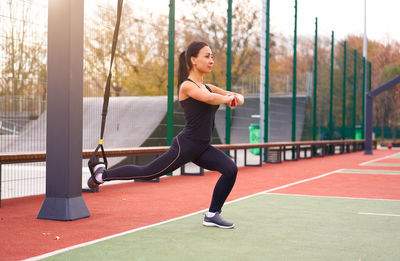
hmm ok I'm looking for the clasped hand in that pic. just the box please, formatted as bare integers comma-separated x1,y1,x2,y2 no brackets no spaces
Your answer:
225,94,238,108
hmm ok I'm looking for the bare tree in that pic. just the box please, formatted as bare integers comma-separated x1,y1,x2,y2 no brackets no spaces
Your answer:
1,0,47,100
84,2,170,96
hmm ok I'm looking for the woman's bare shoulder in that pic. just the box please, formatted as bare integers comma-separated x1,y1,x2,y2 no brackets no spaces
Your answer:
180,80,198,92
179,80,198,100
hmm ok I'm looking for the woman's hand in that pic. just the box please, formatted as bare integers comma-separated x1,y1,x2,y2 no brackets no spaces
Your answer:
233,93,244,106
225,94,237,108
205,84,245,106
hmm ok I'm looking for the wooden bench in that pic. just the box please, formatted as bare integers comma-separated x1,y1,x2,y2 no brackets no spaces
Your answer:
0,139,374,207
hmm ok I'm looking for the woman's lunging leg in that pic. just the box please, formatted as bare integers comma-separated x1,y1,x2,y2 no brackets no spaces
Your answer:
193,146,238,213
103,137,185,181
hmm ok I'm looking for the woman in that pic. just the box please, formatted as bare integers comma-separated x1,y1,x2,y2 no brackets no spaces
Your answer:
88,41,244,229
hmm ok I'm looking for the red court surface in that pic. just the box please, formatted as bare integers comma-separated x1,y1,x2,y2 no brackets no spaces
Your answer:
0,149,398,260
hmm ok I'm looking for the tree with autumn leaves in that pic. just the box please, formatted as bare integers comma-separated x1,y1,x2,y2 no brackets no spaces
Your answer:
265,33,400,140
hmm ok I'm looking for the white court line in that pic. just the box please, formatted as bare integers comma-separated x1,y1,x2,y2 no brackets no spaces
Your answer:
259,170,341,194
388,152,400,158
360,152,400,166
358,212,400,217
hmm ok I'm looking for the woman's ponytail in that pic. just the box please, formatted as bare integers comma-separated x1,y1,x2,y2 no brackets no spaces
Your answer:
177,51,188,96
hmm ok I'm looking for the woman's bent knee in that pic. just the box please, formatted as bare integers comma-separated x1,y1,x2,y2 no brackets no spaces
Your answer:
223,163,238,179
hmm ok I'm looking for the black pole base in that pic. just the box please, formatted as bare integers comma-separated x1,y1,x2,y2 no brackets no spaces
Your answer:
364,150,373,155
37,196,90,221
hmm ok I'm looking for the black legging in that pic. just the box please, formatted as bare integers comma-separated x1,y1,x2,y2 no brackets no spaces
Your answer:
103,133,238,213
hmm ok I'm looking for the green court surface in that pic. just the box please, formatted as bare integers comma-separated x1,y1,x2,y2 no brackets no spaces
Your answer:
339,169,400,175
363,163,400,167
43,194,400,261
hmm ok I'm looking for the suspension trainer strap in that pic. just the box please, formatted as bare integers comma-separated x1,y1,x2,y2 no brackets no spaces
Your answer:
89,0,123,170
100,0,123,141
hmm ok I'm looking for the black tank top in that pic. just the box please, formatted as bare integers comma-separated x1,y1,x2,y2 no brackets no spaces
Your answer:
179,79,219,142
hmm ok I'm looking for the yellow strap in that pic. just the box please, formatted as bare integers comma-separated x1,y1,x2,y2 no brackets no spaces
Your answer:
99,139,103,145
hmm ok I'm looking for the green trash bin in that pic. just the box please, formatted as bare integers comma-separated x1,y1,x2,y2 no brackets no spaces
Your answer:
355,126,362,140
248,124,260,155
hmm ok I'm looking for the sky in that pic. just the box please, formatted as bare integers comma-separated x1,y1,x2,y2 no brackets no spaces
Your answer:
292,0,400,42
132,0,400,43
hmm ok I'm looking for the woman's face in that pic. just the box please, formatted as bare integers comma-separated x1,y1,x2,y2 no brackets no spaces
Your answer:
191,46,214,73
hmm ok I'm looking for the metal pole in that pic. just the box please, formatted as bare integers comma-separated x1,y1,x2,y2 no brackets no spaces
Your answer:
329,31,334,140
365,93,373,154
362,57,366,139
368,62,372,92
166,0,175,146
353,50,357,139
342,41,347,139
292,0,297,143
263,0,270,162
312,17,318,141
225,0,232,145
38,0,89,220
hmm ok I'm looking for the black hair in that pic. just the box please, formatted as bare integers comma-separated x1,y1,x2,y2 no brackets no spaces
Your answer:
177,41,209,96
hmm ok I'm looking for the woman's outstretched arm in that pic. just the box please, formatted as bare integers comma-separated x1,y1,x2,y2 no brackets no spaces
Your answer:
207,84,244,106
180,81,235,106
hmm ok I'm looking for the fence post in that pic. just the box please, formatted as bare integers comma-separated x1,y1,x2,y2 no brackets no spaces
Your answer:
312,17,318,141
353,50,357,139
329,31,334,140
342,41,347,139
263,0,270,162
225,0,232,147
292,0,297,145
166,0,175,146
